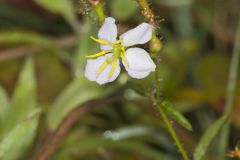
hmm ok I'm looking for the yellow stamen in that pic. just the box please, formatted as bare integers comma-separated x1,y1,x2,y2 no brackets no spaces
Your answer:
121,46,125,52
109,60,117,78
114,39,122,44
121,52,129,67
90,36,112,45
85,51,107,58
96,61,108,76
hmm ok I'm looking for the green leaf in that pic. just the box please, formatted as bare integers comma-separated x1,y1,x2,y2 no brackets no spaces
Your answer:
0,109,40,160
193,113,230,160
161,100,192,131
54,135,177,160
0,58,39,159
0,30,52,46
103,125,156,140
0,86,9,124
110,0,139,21
34,0,74,20
47,78,101,130
1,58,37,137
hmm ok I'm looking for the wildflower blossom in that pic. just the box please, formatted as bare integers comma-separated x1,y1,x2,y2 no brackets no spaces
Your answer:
84,17,156,84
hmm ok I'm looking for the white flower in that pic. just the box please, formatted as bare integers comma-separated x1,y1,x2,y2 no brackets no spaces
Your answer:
84,17,156,85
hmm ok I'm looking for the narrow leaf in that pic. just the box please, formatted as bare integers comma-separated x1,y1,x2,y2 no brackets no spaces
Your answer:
0,30,52,46
34,0,74,20
0,109,40,160
0,86,9,128
193,113,230,160
161,100,192,131
1,58,37,137
54,136,178,160
47,78,101,130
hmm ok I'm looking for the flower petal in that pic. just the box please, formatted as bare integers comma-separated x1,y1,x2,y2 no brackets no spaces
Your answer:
127,69,153,79
84,56,105,81
84,54,121,85
98,17,117,51
120,23,152,47
122,48,156,79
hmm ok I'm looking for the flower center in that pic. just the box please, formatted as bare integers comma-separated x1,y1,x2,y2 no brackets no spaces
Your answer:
85,37,129,79
112,41,124,58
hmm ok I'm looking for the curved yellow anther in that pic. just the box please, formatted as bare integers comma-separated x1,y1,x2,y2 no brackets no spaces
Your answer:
109,60,117,78
90,36,112,45
85,51,107,58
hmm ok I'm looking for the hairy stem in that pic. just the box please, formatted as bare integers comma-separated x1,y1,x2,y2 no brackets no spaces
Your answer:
137,0,156,27
139,1,189,159
157,105,190,160
152,57,189,160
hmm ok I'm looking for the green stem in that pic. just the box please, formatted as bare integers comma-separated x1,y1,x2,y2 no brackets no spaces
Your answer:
170,6,193,38
157,104,190,160
224,18,240,115
138,1,188,159
153,66,189,160
152,42,188,160
86,0,105,23
218,15,240,160
94,3,105,23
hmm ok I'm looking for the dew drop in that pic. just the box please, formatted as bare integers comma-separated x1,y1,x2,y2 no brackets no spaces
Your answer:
103,130,112,138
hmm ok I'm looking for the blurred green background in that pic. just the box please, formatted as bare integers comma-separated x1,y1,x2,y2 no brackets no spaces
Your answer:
0,0,240,160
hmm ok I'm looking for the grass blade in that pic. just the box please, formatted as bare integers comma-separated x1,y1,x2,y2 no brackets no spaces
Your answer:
194,113,230,160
